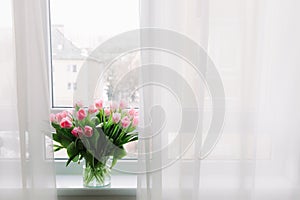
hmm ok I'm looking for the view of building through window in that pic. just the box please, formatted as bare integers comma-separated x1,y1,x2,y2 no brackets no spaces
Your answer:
50,0,140,108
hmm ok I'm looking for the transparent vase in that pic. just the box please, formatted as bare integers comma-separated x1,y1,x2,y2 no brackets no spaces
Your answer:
83,161,111,187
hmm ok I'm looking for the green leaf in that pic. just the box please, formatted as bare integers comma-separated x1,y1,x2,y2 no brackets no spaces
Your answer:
61,128,75,141
111,157,118,168
66,154,77,167
110,125,120,140
55,127,74,147
67,142,79,158
119,134,138,145
72,154,80,162
53,144,63,148
111,147,127,168
103,113,107,131
52,132,71,148
126,126,137,133
52,133,61,143
82,151,94,168
116,130,126,144
76,139,85,151
53,144,64,152
54,146,63,152
79,154,84,161
61,138,71,148
127,135,138,143
51,122,61,130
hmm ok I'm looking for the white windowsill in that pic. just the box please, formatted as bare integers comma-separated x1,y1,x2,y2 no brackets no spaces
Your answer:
56,174,137,197
55,160,294,198
55,160,137,197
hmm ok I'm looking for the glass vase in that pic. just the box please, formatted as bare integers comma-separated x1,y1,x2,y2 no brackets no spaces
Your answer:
83,161,111,187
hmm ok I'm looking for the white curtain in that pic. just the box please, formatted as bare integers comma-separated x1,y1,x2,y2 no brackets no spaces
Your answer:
138,0,300,200
0,0,57,199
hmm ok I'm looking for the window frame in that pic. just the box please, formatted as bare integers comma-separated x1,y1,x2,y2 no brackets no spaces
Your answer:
47,0,139,175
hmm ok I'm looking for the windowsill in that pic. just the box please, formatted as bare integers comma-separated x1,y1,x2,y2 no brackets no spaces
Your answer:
55,160,293,197
56,174,137,197
56,174,297,199
55,160,137,197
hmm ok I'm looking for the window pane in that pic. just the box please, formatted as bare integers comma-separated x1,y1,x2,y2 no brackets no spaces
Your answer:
50,0,140,107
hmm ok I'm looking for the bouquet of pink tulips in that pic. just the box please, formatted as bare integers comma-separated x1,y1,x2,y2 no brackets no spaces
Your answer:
50,100,138,187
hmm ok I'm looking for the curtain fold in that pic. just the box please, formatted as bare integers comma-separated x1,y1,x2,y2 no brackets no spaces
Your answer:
138,0,300,199
138,0,211,199
0,0,57,199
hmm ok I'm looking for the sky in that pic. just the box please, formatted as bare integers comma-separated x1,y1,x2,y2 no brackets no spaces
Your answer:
50,0,140,49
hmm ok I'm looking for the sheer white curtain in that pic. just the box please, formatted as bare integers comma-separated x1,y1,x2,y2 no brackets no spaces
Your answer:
138,0,300,200
0,0,57,199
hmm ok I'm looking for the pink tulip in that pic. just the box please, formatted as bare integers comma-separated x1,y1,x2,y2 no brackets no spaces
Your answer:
61,111,68,118
104,108,111,116
88,105,98,114
121,116,131,128
128,108,137,118
50,113,56,123
110,102,118,111
60,118,73,129
95,99,103,110
74,101,83,108
84,126,93,137
132,117,139,127
112,113,121,123
119,100,127,110
66,115,73,121
77,108,86,121
71,127,83,137
56,112,64,123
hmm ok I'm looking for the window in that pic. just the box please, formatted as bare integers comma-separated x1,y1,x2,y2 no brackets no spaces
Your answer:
49,0,140,160
66,64,76,72
49,0,140,108
73,82,77,90
72,65,77,72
